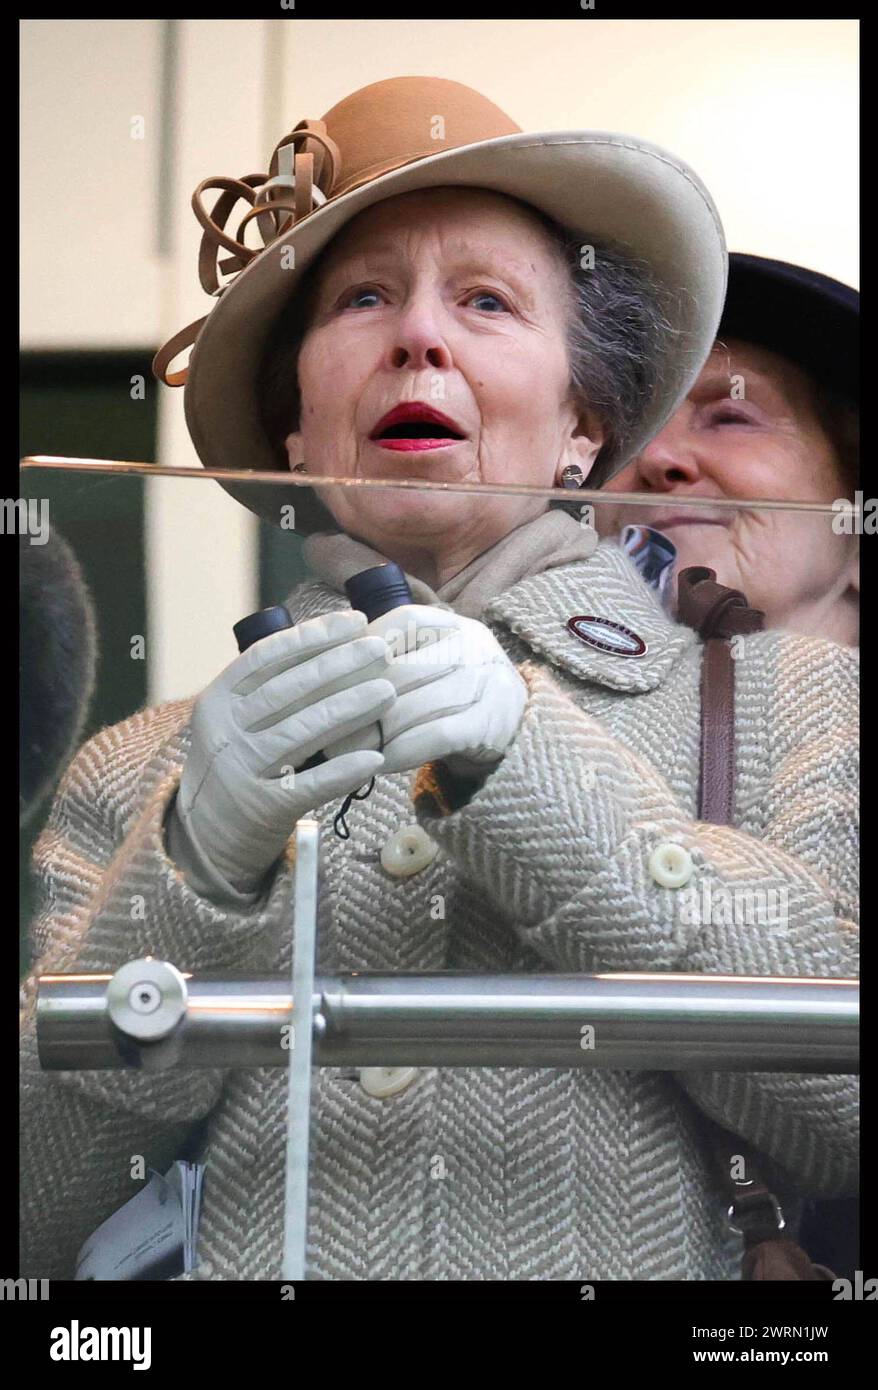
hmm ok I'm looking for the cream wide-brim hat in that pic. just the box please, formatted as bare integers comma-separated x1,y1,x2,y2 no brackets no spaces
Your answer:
153,76,727,534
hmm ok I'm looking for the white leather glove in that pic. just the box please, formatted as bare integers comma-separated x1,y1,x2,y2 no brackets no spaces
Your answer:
323,604,527,779
171,609,396,896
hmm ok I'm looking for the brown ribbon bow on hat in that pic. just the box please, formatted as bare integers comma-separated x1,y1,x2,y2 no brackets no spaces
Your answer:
153,119,341,387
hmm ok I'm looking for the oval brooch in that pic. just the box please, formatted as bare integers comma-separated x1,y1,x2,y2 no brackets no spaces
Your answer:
566,615,648,657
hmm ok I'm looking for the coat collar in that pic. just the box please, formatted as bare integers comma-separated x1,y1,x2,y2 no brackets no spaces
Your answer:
483,537,697,692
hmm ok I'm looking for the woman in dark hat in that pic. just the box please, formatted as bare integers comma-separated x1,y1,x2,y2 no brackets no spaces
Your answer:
602,254,859,646
604,253,860,1277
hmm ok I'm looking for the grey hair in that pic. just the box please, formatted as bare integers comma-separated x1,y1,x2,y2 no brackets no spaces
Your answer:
533,212,680,476
258,197,679,482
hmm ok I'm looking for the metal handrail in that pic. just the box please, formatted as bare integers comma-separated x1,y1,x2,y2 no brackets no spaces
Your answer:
36,966,859,1074
32,822,859,1277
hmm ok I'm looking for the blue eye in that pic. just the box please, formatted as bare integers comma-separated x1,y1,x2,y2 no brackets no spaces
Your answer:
341,286,383,309
338,285,510,312
468,291,509,312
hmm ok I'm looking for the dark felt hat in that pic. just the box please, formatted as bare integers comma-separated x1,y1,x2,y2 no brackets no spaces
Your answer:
720,253,858,404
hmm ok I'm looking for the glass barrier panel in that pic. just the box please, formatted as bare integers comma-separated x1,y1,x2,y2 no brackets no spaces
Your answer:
18,461,859,1282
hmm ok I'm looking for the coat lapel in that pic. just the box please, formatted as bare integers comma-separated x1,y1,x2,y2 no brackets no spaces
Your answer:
483,538,697,692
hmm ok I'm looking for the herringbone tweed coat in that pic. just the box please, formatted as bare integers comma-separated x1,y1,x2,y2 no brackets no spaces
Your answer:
19,537,858,1280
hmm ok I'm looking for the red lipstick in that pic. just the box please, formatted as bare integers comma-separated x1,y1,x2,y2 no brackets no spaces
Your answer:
369,402,467,451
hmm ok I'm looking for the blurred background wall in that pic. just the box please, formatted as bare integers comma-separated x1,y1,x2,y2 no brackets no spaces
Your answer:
22,19,860,360
19,17,857,937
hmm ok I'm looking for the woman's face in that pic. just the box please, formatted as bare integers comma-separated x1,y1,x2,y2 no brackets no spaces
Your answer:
283,187,602,571
600,339,858,642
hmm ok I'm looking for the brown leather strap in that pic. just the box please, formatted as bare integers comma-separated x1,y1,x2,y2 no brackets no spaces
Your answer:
677,565,765,641
705,1125,835,1281
677,568,834,1280
743,1241,836,1281
677,566,765,824
699,640,735,823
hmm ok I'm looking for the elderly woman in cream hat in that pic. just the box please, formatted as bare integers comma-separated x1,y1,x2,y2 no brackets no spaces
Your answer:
20,77,857,1281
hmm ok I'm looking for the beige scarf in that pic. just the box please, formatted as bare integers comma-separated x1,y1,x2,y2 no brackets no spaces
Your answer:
301,507,600,619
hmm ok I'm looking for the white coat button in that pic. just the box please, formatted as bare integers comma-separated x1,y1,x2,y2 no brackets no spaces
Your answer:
648,842,694,888
380,824,439,878
359,1066,420,1098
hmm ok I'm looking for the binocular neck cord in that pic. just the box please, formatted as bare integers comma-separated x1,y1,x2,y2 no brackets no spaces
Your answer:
333,778,376,839
332,723,385,840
